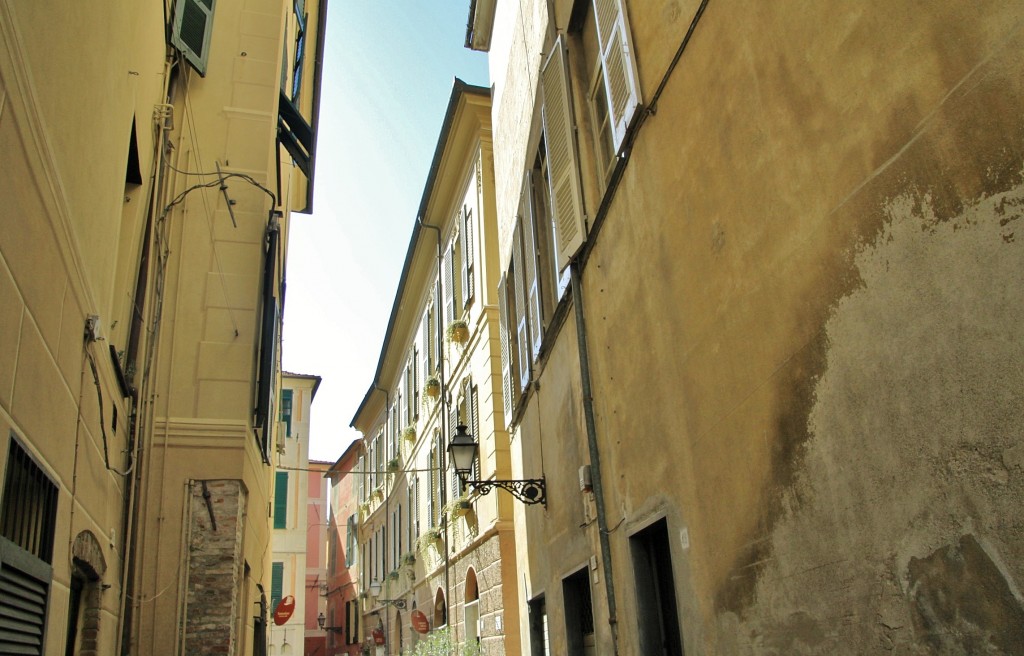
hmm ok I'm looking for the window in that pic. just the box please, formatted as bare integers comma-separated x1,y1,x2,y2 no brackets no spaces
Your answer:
273,472,288,529
270,561,284,614
291,0,306,102
529,595,550,656
630,519,684,656
170,0,216,77
280,389,293,437
0,436,58,656
255,221,281,460
592,0,641,151
345,515,356,567
563,568,596,655
460,206,476,310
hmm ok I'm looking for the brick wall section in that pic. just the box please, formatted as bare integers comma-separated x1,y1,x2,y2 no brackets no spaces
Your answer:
184,479,247,655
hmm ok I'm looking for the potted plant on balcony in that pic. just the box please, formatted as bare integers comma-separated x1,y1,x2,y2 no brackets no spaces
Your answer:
416,529,442,554
424,376,441,398
445,496,472,519
371,486,384,502
402,425,417,442
386,456,401,474
402,552,417,567
388,569,400,582
446,319,470,345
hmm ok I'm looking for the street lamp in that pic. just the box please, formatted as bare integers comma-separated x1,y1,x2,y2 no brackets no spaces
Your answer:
317,612,343,633
447,424,546,506
368,579,407,609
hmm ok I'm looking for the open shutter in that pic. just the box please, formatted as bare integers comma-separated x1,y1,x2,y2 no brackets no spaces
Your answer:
593,0,642,150
520,173,545,359
171,0,216,77
461,207,475,308
412,347,419,419
443,247,455,328
274,472,288,529
470,383,481,481
497,274,515,427
422,306,433,377
511,225,531,391
541,35,586,272
448,401,460,495
428,452,436,527
270,562,284,612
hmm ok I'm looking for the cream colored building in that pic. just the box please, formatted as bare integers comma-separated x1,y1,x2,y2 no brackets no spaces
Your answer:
473,0,1024,654
269,372,321,654
0,0,324,652
350,81,523,655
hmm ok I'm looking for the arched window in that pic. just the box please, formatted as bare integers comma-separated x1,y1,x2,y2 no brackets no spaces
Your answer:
434,588,447,628
464,568,480,646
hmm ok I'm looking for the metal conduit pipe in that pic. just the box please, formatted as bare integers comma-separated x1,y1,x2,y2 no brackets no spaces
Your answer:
566,3,711,654
570,262,619,654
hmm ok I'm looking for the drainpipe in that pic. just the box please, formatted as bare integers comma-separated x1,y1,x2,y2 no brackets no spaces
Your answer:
570,262,619,654
416,216,452,631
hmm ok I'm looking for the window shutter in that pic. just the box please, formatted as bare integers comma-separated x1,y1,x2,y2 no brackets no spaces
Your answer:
0,561,49,655
497,274,515,427
171,0,216,77
422,308,432,377
443,248,455,328
471,383,481,481
461,207,475,308
428,452,437,527
402,361,411,427
593,0,642,150
412,346,419,419
449,400,460,495
511,225,531,392
541,35,586,272
270,561,284,612
520,173,545,359
274,471,288,529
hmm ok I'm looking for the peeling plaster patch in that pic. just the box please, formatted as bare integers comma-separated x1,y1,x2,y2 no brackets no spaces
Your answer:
717,181,1024,653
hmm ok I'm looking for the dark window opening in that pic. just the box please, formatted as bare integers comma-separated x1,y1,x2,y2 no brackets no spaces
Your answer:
563,568,595,655
125,118,142,186
631,519,684,656
529,594,549,656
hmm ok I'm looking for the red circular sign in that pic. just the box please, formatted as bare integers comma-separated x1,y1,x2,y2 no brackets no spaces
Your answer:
372,628,386,645
411,610,430,634
273,595,295,626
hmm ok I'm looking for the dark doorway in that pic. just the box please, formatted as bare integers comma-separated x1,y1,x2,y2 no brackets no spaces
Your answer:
630,519,684,656
528,594,549,656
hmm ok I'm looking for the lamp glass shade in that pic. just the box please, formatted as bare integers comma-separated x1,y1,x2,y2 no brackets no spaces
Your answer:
447,424,478,477
317,612,325,630
369,579,382,597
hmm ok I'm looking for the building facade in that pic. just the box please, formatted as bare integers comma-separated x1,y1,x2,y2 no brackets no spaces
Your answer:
305,458,331,655
0,0,325,652
350,81,523,656
269,372,322,654
473,0,1024,654
325,440,363,655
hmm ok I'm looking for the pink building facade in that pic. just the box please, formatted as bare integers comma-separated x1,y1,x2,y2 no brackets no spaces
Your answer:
305,461,331,655
325,441,363,654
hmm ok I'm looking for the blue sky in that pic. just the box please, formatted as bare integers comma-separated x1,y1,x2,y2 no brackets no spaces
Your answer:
282,2,489,462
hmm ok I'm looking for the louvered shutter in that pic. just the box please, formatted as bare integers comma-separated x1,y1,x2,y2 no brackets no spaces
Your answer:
422,308,432,376
511,225,531,391
428,452,437,527
0,552,49,656
449,400,461,495
412,346,419,419
541,35,586,272
593,0,641,150
443,246,455,328
270,561,284,612
497,274,515,427
520,173,545,358
470,383,481,481
402,360,411,427
274,472,288,529
171,0,216,77
461,208,475,308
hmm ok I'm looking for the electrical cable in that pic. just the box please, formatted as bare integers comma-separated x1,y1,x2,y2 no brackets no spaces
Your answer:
86,343,134,476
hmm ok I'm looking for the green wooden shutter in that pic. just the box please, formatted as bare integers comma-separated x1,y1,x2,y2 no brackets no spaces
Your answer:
274,472,288,529
270,561,283,612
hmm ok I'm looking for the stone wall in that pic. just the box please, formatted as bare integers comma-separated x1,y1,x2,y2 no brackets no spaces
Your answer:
184,479,247,655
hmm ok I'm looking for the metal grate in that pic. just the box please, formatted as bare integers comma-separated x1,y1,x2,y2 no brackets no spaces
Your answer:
1,438,58,564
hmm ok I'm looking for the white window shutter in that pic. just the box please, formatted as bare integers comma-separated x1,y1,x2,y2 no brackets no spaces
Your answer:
511,225,531,392
443,245,456,327
541,35,587,272
497,274,515,427
461,207,475,308
171,0,216,77
593,0,642,149
519,172,545,359
470,383,481,481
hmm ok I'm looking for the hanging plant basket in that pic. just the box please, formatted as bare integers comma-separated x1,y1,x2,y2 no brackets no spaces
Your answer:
371,486,384,502
446,320,470,345
416,529,442,553
387,569,400,582
386,457,401,473
402,552,416,567
402,425,417,442
424,376,441,398
445,497,472,519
